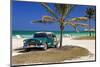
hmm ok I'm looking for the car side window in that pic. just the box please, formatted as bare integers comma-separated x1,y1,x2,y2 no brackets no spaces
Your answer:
48,34,52,38
52,34,56,38
52,34,57,41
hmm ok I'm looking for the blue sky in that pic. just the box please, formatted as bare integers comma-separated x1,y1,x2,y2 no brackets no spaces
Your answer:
12,1,96,31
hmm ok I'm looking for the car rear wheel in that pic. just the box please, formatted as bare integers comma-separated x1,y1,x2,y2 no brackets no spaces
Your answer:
54,42,59,48
54,45,57,48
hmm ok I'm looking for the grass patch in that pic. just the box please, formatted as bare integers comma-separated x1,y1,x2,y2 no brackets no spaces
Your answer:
12,46,90,65
73,36,95,40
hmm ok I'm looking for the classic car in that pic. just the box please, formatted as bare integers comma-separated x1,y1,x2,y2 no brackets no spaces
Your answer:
23,32,58,51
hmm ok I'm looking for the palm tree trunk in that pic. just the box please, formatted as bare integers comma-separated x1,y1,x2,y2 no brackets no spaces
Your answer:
59,24,64,48
88,19,91,36
59,28,63,48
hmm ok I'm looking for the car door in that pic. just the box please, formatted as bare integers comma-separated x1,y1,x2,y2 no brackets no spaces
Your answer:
46,34,53,46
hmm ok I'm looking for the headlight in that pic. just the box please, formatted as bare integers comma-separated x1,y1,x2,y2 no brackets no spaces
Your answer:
40,40,42,43
23,40,26,43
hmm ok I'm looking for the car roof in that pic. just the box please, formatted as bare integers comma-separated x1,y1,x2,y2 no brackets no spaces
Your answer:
35,32,54,34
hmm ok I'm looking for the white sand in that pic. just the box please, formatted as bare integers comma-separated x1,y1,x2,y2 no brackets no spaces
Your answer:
12,38,25,56
61,37,95,54
12,37,95,61
12,38,24,50
60,37,95,61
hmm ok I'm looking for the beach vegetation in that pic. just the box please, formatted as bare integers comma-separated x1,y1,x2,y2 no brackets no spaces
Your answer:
85,7,96,36
73,36,95,40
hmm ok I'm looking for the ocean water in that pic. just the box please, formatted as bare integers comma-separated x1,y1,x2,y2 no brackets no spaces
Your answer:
12,31,95,38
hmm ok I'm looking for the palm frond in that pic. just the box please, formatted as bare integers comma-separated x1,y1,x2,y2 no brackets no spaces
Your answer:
41,3,58,19
74,27,80,32
68,22,88,32
42,16,56,21
42,16,57,22
32,16,56,23
64,17,88,26
32,20,42,23
77,23,89,28
69,22,79,32
55,4,74,19
70,17,88,22
85,7,95,18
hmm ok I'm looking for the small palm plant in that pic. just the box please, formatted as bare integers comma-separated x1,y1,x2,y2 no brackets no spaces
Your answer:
32,3,88,48
85,7,95,36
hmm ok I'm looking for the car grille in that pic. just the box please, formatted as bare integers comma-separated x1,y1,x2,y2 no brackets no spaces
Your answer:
29,41,37,45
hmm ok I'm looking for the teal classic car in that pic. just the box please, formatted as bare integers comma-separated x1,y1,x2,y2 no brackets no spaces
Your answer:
23,32,58,51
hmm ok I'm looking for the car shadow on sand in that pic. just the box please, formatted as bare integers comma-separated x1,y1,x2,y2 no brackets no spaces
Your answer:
14,45,76,54
14,47,48,53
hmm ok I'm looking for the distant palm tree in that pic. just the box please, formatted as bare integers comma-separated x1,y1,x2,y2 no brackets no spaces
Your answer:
33,3,88,48
85,7,95,36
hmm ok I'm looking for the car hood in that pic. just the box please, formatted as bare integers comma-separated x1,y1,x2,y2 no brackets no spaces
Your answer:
24,38,47,43
34,38,47,41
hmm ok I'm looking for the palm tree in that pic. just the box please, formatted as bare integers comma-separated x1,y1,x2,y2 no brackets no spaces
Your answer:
85,7,95,36
32,3,88,48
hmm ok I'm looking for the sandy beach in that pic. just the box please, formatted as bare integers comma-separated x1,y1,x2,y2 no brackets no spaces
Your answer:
12,36,95,62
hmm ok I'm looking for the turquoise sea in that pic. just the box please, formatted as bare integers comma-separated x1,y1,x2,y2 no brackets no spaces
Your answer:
12,31,96,38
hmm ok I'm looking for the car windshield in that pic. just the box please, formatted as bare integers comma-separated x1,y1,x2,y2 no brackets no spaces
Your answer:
34,33,48,38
